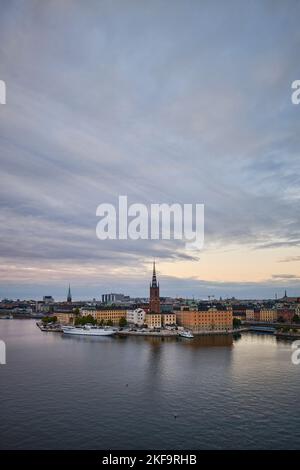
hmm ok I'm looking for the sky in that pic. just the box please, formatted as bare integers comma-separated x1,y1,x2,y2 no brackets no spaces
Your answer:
0,0,300,300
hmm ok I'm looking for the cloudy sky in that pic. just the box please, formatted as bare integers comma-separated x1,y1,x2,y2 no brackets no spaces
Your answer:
0,0,300,300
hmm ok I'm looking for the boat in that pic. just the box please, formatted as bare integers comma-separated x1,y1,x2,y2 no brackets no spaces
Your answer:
179,330,194,339
62,324,116,337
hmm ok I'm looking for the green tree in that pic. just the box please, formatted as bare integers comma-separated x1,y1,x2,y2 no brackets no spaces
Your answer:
233,318,241,329
84,314,96,325
74,316,83,326
292,314,300,324
119,316,127,328
106,319,113,326
42,316,57,324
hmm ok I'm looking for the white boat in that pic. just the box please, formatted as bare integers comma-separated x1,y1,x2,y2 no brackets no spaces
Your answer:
62,325,116,337
179,330,194,338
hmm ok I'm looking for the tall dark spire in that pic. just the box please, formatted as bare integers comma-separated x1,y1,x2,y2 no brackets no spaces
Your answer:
151,260,158,288
150,260,160,313
67,284,72,303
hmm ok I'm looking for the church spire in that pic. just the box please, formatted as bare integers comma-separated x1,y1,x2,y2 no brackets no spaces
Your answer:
151,260,158,288
67,284,72,303
149,260,160,313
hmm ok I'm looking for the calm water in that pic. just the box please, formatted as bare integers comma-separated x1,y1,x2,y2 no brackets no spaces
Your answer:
0,320,300,450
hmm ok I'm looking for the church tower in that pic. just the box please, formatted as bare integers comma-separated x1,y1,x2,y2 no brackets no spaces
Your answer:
67,284,72,303
149,261,160,313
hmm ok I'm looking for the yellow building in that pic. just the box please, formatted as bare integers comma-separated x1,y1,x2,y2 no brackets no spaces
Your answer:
259,309,277,323
246,309,255,321
176,307,233,333
145,313,162,329
162,313,177,326
56,312,75,324
81,309,127,326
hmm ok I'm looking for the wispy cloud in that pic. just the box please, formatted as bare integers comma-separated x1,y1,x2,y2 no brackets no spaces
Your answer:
0,1,300,298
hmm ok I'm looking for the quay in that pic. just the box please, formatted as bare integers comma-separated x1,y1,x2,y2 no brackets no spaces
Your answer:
275,331,300,340
116,330,178,337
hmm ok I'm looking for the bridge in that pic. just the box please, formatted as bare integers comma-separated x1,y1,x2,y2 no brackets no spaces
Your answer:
248,325,276,333
242,322,276,333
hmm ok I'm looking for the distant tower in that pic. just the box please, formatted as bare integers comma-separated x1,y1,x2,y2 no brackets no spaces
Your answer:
284,290,287,298
150,261,160,313
67,284,72,303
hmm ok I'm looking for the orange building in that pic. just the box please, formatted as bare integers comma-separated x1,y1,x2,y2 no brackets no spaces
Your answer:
176,307,233,333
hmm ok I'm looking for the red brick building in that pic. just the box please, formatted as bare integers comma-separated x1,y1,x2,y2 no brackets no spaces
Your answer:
149,261,160,313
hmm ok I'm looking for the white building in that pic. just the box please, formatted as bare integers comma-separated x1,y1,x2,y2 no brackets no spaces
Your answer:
126,308,146,326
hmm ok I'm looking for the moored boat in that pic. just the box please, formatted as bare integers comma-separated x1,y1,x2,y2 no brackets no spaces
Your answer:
179,330,194,339
62,325,116,336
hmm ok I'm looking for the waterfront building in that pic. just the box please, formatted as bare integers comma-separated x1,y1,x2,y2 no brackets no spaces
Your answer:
82,309,127,325
277,308,296,323
126,308,146,326
176,306,233,333
56,309,126,325
259,308,277,323
246,309,255,321
232,304,247,320
56,312,75,324
161,313,177,326
254,309,261,321
145,313,162,329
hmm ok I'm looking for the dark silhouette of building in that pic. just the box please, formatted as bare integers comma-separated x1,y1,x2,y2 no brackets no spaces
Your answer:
67,284,72,303
149,261,160,313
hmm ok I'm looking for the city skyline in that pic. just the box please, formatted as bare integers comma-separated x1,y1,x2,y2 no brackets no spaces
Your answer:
1,1,300,299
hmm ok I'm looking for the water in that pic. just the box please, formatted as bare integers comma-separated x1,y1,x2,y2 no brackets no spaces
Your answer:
0,320,300,449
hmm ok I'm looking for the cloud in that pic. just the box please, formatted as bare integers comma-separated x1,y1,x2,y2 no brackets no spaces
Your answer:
271,274,300,280
0,1,300,298
278,256,300,263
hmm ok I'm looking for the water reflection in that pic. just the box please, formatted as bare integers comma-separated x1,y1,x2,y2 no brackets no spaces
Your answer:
183,334,234,348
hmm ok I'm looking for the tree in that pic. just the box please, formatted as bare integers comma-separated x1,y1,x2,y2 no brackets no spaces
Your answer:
84,314,96,325
119,316,127,328
233,318,241,329
277,316,285,323
42,315,57,324
74,316,83,326
292,314,300,324
106,319,113,326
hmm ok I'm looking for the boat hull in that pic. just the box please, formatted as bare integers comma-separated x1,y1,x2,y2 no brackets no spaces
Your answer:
62,328,116,337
